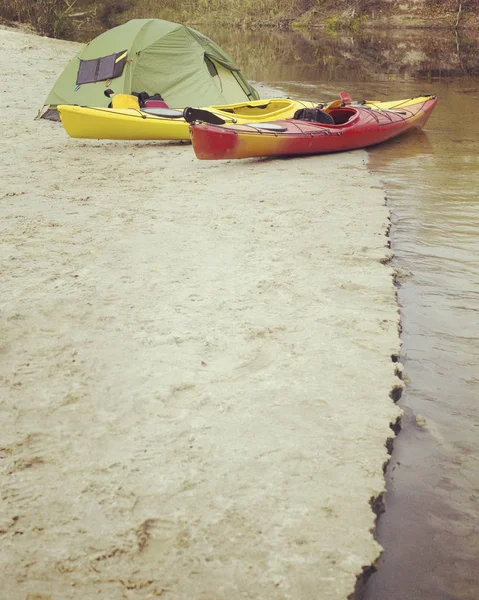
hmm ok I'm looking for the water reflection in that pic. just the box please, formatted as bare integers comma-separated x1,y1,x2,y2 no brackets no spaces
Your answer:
192,28,479,87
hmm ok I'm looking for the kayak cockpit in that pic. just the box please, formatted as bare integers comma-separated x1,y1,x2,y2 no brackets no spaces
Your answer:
292,106,359,126
216,99,294,116
326,107,358,125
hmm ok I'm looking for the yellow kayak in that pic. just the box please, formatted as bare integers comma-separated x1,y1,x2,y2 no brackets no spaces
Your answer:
57,98,317,141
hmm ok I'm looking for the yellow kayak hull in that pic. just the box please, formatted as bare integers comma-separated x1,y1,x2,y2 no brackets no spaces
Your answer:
58,98,317,141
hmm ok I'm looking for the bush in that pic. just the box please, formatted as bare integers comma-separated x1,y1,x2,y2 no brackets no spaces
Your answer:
0,0,76,38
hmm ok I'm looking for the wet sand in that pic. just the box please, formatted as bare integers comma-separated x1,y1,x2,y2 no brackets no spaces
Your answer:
0,25,401,600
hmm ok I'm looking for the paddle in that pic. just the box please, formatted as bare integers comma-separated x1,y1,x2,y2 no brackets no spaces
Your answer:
323,99,343,112
323,91,352,112
183,107,226,125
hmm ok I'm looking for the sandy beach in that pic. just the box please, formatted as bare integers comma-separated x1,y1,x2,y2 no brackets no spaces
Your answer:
0,25,402,600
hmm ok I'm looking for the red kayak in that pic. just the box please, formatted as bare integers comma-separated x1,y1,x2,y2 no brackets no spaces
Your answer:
188,94,438,160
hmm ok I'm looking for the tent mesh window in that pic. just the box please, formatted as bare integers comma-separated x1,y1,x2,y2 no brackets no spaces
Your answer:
76,50,128,85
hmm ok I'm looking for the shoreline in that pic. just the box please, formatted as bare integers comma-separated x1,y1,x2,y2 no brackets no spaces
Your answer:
0,25,402,599
2,11,479,46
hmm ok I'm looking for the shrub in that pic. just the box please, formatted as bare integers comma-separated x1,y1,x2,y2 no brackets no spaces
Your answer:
0,0,76,38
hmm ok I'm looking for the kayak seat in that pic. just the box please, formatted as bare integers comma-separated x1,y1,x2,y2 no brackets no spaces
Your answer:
293,107,335,125
144,99,169,109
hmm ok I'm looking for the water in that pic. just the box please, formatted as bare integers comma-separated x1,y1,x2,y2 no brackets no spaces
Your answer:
364,84,479,600
70,17,479,597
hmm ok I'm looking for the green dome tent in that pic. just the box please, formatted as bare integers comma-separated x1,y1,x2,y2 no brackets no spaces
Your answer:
41,19,259,119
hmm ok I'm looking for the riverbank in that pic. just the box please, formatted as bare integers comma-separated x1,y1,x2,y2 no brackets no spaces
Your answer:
0,25,401,600
82,0,479,37
2,0,479,45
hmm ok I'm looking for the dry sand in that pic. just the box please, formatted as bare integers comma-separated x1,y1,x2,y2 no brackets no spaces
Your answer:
0,25,402,600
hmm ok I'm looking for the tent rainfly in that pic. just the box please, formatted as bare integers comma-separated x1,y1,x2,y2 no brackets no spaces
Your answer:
40,18,259,119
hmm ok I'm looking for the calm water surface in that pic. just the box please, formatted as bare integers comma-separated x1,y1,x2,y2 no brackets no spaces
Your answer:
206,29,479,600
